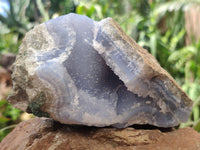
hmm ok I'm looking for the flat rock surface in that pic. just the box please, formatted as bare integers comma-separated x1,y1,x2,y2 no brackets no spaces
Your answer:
0,118,200,150
8,13,192,128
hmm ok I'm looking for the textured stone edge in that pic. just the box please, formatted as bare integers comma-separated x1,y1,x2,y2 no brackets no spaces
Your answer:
94,17,193,108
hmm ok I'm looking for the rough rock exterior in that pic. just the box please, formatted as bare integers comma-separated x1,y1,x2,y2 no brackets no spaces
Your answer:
8,13,192,128
1,118,200,150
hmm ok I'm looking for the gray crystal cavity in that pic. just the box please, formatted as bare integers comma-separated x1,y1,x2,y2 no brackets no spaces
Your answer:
8,13,193,128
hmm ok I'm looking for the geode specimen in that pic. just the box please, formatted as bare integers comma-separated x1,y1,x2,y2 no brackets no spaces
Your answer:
8,13,193,128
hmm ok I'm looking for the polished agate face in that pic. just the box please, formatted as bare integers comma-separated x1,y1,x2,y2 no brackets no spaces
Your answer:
8,13,192,128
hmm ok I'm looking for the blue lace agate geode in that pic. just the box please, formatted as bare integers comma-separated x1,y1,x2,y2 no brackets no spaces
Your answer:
8,13,193,128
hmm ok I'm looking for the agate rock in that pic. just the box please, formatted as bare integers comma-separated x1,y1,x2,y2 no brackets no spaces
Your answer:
8,13,193,128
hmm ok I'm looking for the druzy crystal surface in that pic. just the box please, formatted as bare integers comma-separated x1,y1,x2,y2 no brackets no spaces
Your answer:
8,13,193,128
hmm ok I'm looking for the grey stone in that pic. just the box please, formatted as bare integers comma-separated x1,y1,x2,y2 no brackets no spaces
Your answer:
8,13,193,128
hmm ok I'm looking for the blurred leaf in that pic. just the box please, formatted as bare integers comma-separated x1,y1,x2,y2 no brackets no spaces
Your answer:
0,23,10,34
0,117,10,124
150,33,157,57
0,100,7,107
36,0,49,21
3,104,21,121
193,119,200,131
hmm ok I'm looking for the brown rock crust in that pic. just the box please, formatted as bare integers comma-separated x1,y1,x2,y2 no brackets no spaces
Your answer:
0,118,200,150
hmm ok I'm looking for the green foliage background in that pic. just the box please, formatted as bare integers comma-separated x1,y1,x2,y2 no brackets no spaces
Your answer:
0,0,200,141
